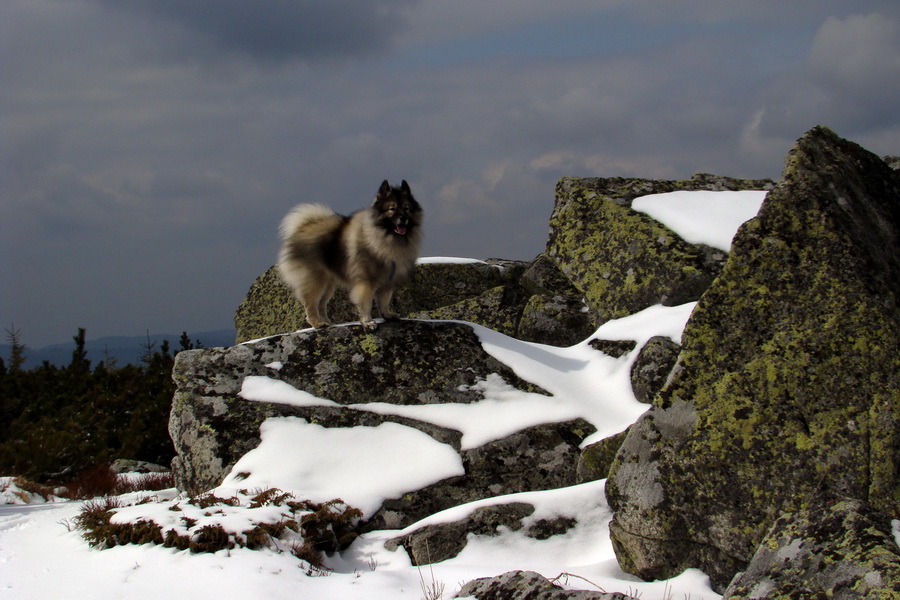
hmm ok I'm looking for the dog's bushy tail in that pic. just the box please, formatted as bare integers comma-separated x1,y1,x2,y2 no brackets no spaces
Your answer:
278,204,337,241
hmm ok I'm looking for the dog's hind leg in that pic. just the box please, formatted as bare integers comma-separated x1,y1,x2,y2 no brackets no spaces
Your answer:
375,287,400,321
297,275,333,329
302,295,331,328
317,281,338,325
349,282,378,330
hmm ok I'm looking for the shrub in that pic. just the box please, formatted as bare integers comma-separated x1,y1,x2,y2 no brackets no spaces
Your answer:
73,488,362,573
117,472,174,494
62,466,175,500
65,465,121,499
294,499,363,555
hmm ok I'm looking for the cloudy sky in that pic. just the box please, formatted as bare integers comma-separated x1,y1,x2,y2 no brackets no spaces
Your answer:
3,0,899,348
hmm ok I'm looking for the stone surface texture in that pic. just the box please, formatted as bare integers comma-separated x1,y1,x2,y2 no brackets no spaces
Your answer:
605,127,900,592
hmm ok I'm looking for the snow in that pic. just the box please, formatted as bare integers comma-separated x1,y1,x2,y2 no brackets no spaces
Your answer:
216,418,466,517
0,301,720,599
416,257,492,266
239,304,696,451
471,302,696,448
239,377,338,407
0,477,64,505
0,482,720,600
0,191,769,599
632,189,767,251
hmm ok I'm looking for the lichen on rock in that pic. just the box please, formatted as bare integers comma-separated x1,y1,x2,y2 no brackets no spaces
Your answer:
724,498,900,599
546,174,774,326
234,260,513,344
605,126,900,592
455,570,638,599
169,320,595,530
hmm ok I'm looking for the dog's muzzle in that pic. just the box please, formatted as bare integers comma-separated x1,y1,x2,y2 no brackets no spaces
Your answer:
393,215,409,235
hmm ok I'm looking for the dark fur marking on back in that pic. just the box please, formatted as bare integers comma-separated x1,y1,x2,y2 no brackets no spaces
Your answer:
321,216,350,276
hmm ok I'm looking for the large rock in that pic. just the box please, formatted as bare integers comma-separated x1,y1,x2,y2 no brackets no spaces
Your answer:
233,260,510,343
628,336,680,404
455,570,637,600
546,173,773,325
386,502,536,565
169,320,594,527
236,173,772,347
410,255,596,346
364,417,594,531
234,258,594,347
575,430,629,483
605,127,900,591
724,499,900,599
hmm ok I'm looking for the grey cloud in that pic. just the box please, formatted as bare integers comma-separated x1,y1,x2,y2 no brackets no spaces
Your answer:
807,13,900,127
94,0,419,63
5,0,900,348
757,12,900,137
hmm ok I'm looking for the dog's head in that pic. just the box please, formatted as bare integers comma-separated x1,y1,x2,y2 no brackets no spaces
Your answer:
372,179,422,239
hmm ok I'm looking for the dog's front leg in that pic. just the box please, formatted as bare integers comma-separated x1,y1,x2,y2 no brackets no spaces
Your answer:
350,282,378,330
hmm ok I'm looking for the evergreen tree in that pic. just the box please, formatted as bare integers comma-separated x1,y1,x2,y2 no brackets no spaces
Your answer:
0,327,185,481
5,324,27,372
178,331,204,353
70,328,90,374
139,330,157,364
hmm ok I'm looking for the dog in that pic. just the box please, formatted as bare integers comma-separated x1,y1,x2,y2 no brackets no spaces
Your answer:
277,180,423,330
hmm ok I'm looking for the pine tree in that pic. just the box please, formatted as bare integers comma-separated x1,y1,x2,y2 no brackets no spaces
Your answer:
178,331,204,353
70,328,90,374
5,324,27,372
140,330,157,364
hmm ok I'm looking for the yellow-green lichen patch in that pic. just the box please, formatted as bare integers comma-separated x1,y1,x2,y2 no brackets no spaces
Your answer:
546,176,770,328
606,127,900,592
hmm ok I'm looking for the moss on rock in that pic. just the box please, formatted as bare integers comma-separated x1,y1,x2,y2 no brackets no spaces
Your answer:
546,174,773,326
724,499,900,599
234,261,513,343
605,127,900,592
576,429,629,483
171,320,600,521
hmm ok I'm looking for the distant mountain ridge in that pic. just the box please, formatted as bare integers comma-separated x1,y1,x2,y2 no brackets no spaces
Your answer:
1,329,237,370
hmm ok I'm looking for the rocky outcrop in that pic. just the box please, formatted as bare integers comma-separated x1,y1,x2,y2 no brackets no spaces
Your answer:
628,336,680,404
236,173,774,350
575,430,629,484
233,260,511,343
546,173,774,325
408,255,597,346
605,126,900,592
723,499,900,599
386,502,537,565
169,320,594,526
234,258,595,347
173,120,900,596
455,570,637,599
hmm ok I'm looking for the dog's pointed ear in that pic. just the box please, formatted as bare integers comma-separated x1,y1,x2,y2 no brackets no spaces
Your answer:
378,180,391,197
401,180,411,194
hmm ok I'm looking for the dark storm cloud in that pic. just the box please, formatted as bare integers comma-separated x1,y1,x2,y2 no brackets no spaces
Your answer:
94,0,419,62
747,12,900,155
3,0,900,349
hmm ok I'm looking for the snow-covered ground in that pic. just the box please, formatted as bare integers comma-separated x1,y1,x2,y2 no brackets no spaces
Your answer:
0,190,771,599
0,480,717,600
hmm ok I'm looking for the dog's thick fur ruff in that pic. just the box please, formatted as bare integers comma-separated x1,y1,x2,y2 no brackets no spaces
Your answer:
277,180,423,330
